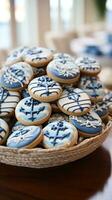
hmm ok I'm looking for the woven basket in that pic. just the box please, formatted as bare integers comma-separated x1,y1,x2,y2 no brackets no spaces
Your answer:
0,121,111,169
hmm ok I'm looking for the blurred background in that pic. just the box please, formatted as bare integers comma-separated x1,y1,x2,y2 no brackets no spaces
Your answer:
0,0,112,66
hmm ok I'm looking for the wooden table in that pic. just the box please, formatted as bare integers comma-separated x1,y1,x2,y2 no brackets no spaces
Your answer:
0,132,112,200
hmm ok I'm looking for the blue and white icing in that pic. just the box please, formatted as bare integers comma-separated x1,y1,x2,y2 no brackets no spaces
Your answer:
0,118,9,144
54,53,75,63
24,47,53,62
7,126,41,148
47,60,80,79
70,111,102,135
15,97,51,124
1,62,33,90
11,121,25,132
79,76,104,98
58,87,91,115
5,46,29,65
28,76,62,100
92,101,108,118
75,57,100,73
0,86,20,117
104,92,112,106
43,120,78,148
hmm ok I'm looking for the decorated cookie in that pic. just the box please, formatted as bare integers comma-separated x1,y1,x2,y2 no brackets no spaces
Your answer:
58,87,91,116
24,47,53,67
5,46,29,66
0,86,20,117
48,113,68,124
47,59,80,84
15,97,52,125
79,76,105,102
43,120,78,148
7,126,43,148
21,88,30,98
0,62,33,91
92,101,108,120
0,118,9,144
32,66,46,77
54,53,75,63
104,92,112,115
28,76,62,102
69,111,102,137
75,57,101,75
11,121,25,132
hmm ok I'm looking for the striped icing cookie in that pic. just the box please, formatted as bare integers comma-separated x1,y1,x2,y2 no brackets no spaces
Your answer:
24,47,53,67
5,46,29,66
69,110,102,137
58,87,91,116
0,86,20,117
28,76,62,102
1,62,33,91
47,59,80,84
43,120,78,149
75,57,101,75
0,118,9,145
7,126,43,148
79,76,105,102
15,97,52,125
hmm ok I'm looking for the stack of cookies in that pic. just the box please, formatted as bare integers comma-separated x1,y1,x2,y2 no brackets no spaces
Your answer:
0,47,109,150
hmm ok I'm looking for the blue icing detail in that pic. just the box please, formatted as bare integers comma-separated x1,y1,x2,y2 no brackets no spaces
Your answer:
93,102,108,117
1,67,26,89
22,89,30,98
70,112,102,135
7,126,41,148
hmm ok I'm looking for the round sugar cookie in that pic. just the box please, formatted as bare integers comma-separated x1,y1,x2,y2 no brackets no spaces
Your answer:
54,53,75,63
0,86,20,117
0,62,33,91
15,97,52,125
24,47,53,67
28,76,62,102
58,87,91,116
69,111,102,137
43,120,78,149
5,46,29,66
79,76,105,102
0,118,9,145
47,59,80,84
7,126,43,148
75,57,101,75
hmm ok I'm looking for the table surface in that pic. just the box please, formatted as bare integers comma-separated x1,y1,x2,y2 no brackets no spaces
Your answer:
0,131,112,200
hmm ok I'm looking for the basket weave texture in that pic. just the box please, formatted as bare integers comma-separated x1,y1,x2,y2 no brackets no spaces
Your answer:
0,121,111,168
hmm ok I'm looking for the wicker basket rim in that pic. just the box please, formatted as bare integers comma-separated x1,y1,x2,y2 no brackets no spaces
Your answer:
0,120,111,154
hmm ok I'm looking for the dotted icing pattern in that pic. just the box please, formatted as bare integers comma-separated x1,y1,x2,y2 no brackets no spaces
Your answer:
43,121,77,148
75,57,100,72
1,62,33,89
47,60,80,79
70,111,102,135
79,77,104,98
7,126,41,148
16,97,51,124
0,87,20,117
29,76,62,97
58,88,91,114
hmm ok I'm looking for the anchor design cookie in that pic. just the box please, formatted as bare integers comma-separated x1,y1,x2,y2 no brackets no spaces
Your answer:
24,47,53,67
58,87,91,116
0,86,20,117
0,118,9,145
0,62,33,91
47,59,80,84
15,97,52,125
43,120,78,148
70,110,102,137
7,126,43,148
79,76,105,102
75,57,101,75
28,76,62,102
